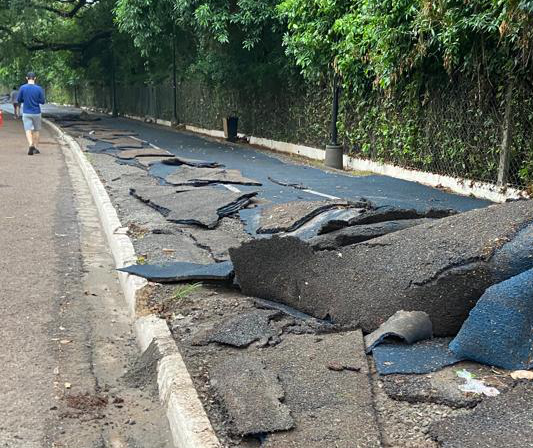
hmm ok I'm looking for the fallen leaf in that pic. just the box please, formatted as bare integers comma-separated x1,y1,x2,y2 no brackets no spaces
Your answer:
64,382,71,389
53,367,59,375
511,370,533,380
59,340,72,345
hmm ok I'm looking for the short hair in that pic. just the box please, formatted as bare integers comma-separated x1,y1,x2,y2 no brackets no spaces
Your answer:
13,86,17,90
26,72,36,79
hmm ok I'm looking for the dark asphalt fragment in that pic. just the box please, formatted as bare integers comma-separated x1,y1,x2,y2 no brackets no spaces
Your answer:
372,338,464,375
256,200,357,234
381,373,482,409
165,166,261,186
365,310,433,353
206,310,280,347
161,156,222,168
429,383,533,447
231,201,533,335
262,330,381,448
319,205,457,234
309,218,434,250
209,356,294,436
117,148,175,159
130,186,257,228
117,260,234,283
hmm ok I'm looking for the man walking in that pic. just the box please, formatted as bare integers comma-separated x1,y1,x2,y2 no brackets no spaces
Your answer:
10,86,20,119
17,72,45,155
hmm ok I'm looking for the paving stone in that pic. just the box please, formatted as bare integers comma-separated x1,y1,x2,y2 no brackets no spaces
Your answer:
429,383,533,447
262,330,381,448
230,201,533,335
209,356,294,436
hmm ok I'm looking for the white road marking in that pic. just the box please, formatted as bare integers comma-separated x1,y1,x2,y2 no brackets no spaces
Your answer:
302,189,340,200
222,184,241,193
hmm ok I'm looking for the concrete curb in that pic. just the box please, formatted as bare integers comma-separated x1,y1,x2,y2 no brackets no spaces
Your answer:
44,118,221,448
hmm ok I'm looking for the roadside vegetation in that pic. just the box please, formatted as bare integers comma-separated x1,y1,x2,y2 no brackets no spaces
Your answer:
2,0,533,186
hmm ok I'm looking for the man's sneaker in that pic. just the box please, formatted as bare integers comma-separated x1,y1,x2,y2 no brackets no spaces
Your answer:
33,147,40,154
28,146,35,155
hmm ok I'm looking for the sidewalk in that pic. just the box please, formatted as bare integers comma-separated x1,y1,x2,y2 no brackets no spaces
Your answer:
0,114,173,447
0,113,77,446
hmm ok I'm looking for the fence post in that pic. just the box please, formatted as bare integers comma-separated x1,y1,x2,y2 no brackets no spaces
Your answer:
497,80,514,186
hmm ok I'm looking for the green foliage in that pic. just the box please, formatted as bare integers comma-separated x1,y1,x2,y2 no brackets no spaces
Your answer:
172,282,203,301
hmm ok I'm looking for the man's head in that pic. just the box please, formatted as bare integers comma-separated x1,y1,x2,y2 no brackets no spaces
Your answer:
26,72,36,83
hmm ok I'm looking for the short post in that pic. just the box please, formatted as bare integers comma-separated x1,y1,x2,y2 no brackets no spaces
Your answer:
325,74,343,169
172,25,178,124
111,47,118,117
497,80,514,187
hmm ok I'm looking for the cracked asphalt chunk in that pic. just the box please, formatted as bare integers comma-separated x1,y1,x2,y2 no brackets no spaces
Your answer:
209,356,294,436
429,383,533,447
262,330,380,448
165,166,261,186
231,200,533,335
256,200,356,234
309,218,434,250
319,205,457,233
206,310,280,347
131,185,258,228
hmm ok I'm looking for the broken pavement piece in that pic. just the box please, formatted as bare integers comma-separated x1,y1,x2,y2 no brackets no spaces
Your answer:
165,166,261,186
449,268,533,370
206,310,279,347
230,201,533,335
161,156,222,168
309,218,434,250
257,200,357,234
117,260,233,283
117,148,175,159
365,310,433,354
319,205,456,234
262,330,381,448
372,338,464,375
131,186,257,228
381,371,483,409
429,383,533,448
209,356,294,436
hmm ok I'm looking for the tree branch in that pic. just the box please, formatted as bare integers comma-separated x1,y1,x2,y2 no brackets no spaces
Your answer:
26,30,111,51
32,0,98,18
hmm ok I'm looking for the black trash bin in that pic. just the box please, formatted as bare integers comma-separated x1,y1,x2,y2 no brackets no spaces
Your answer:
223,116,238,142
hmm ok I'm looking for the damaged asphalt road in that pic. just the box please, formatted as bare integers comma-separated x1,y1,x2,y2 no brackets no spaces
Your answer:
44,107,533,448
231,200,533,335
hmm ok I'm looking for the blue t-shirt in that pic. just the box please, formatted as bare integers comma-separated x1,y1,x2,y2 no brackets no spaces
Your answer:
17,84,45,114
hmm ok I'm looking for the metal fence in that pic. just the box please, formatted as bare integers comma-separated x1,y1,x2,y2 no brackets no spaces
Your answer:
72,80,532,191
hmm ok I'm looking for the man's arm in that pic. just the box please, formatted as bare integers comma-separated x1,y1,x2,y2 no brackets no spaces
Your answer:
39,87,46,105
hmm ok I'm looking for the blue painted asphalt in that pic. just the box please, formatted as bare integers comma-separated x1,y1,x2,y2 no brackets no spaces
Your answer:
101,117,490,212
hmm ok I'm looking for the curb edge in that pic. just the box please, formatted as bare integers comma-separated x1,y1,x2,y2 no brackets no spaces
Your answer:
44,118,222,448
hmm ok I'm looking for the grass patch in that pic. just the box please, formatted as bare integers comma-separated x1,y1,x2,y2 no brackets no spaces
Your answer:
171,282,203,301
